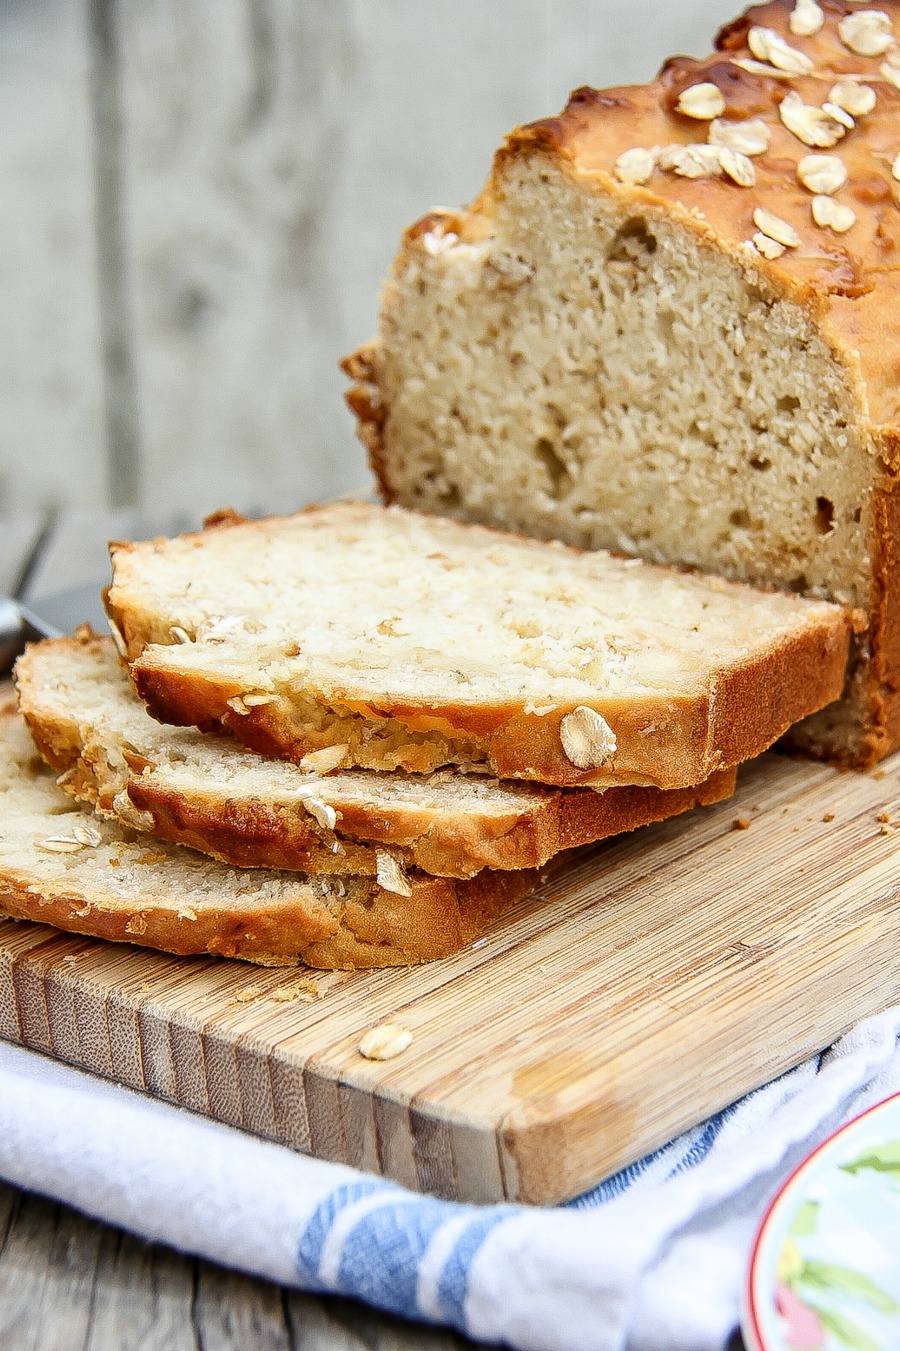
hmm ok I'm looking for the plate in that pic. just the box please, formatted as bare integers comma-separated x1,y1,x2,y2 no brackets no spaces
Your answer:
744,1092,900,1351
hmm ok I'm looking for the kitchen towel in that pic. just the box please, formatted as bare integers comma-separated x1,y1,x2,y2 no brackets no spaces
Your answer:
2,1007,900,1351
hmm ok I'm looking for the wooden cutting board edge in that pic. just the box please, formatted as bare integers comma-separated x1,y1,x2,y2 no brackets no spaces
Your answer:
3,744,900,1206
3,878,900,1208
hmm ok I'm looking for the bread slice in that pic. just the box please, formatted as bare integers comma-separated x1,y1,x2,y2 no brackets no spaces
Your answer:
15,631,736,880
106,501,854,790
343,0,900,770
0,698,535,969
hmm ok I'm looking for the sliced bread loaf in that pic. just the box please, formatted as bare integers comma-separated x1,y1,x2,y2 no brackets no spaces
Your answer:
15,631,736,879
105,501,855,789
0,698,535,968
344,0,900,769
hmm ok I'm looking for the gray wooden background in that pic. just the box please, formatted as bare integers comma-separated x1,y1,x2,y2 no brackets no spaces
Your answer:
1,0,737,520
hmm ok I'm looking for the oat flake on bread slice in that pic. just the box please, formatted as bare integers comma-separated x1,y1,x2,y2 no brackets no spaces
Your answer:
16,630,736,881
0,699,534,969
105,501,856,790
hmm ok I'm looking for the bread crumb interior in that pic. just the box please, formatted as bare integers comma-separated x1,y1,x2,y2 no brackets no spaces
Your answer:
377,157,873,614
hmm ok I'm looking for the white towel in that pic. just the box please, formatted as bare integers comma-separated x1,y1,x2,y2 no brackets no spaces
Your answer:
3,1007,900,1351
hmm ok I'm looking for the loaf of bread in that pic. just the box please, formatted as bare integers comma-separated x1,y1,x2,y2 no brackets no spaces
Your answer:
344,0,900,769
104,501,854,790
0,698,535,969
15,630,736,880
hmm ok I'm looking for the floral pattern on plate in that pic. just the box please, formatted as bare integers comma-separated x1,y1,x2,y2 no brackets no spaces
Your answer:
744,1095,900,1351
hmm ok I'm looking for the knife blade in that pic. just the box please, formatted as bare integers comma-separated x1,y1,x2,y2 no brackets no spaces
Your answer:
0,597,61,676
0,581,111,677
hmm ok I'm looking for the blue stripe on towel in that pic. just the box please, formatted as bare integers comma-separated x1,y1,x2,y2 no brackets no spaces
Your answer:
296,1182,519,1327
336,1195,449,1316
436,1212,511,1326
295,1092,768,1309
567,1141,672,1207
666,1105,737,1179
296,1179,393,1290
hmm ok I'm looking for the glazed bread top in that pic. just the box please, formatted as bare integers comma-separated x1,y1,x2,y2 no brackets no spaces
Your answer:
441,0,900,431
105,502,854,788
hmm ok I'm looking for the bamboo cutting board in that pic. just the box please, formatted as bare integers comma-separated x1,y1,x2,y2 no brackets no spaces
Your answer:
3,747,900,1206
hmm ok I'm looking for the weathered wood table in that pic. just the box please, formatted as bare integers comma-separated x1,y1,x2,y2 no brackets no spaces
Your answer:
0,508,476,1351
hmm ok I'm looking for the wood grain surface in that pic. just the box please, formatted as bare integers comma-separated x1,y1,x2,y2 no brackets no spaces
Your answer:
0,1179,474,1351
0,1,107,515
3,745,900,1205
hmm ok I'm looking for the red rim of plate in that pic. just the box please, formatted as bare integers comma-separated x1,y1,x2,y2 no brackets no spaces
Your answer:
742,1088,900,1351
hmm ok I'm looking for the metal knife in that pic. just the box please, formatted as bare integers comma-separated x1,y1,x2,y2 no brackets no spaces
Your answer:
0,582,109,677
0,598,59,676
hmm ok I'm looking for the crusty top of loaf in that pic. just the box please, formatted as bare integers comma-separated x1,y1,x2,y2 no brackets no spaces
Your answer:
412,0,900,427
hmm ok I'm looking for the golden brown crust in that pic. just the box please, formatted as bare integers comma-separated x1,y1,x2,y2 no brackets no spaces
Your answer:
90,756,735,877
0,874,332,965
870,460,900,758
0,865,536,970
709,598,860,762
0,701,540,969
106,502,858,790
20,632,739,875
300,866,536,969
344,0,900,770
788,440,900,766
343,343,392,500
19,631,737,875
127,617,852,789
340,344,394,501
202,508,250,530
135,754,733,858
